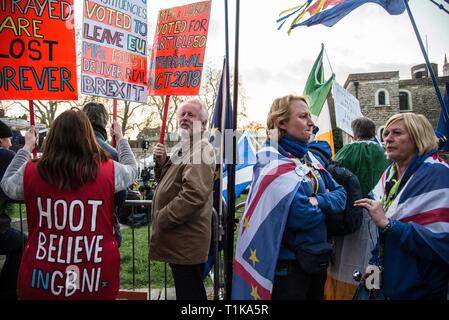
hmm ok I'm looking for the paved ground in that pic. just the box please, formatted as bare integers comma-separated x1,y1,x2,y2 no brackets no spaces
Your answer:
117,287,216,300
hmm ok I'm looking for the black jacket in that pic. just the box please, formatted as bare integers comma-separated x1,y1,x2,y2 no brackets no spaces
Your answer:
0,148,15,233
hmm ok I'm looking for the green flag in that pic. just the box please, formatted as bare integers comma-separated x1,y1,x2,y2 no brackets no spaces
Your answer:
304,44,335,117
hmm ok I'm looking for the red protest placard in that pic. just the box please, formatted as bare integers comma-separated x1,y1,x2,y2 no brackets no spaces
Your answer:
148,0,211,96
0,0,78,100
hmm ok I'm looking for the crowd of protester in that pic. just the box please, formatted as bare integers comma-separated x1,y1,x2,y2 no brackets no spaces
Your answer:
0,95,448,300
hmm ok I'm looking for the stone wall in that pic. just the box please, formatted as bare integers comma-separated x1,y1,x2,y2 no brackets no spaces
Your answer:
344,67,448,140
399,77,449,126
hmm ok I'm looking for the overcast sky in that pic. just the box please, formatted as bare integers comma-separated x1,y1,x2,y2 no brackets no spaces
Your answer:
75,0,449,125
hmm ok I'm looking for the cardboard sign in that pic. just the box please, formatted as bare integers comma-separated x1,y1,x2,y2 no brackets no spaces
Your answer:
333,81,363,137
0,0,78,100
148,0,211,96
82,0,148,103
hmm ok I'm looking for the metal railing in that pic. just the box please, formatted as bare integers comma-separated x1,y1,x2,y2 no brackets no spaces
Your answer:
121,200,225,300
120,200,153,297
7,200,226,300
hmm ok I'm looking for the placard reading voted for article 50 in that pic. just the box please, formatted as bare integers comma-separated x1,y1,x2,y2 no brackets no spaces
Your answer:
0,0,78,100
81,0,148,103
148,0,211,96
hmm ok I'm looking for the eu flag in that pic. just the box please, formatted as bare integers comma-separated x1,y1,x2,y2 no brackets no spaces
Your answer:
210,56,233,215
203,57,233,278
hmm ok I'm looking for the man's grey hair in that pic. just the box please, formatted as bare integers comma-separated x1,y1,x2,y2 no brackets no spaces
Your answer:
178,98,208,123
83,102,109,129
351,117,376,140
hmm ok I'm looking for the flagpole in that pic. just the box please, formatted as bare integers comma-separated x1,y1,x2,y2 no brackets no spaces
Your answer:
215,58,227,301
225,0,239,300
112,99,118,148
222,0,231,299
403,0,449,122
225,0,230,62
159,95,171,144
29,100,37,159
429,0,449,15
219,57,228,287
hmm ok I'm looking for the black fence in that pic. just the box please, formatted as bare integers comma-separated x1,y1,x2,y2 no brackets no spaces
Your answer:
5,200,226,300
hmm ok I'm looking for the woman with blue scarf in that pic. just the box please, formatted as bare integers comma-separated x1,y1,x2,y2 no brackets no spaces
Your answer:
265,94,346,299
355,113,449,299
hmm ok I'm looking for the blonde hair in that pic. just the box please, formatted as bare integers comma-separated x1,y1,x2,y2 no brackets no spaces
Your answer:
266,94,309,139
384,113,438,155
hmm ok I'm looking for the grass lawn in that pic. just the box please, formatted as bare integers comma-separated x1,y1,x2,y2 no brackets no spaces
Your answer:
7,203,25,219
119,226,176,289
118,192,248,290
119,226,214,289
236,193,247,219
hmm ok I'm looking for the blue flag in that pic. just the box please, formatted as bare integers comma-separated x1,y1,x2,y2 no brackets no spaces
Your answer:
435,82,449,151
203,57,233,279
209,57,233,215
222,132,257,204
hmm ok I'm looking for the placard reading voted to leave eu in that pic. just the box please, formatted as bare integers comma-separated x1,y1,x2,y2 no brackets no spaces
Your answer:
81,0,148,103
0,0,78,100
148,0,211,96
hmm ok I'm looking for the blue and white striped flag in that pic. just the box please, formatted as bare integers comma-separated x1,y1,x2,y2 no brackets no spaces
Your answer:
222,131,258,204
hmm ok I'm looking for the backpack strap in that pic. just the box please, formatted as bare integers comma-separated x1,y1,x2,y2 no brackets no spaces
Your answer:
308,147,330,167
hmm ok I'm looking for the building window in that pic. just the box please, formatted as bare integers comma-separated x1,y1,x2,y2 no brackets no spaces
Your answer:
413,67,427,79
378,92,385,105
375,89,390,107
399,90,412,111
378,126,385,143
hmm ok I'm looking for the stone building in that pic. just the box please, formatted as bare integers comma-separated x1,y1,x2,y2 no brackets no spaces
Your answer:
336,59,449,146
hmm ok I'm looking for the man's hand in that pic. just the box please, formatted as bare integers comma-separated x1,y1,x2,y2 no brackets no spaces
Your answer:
153,143,167,166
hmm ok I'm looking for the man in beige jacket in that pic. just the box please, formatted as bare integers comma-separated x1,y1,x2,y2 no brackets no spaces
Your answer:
150,98,216,300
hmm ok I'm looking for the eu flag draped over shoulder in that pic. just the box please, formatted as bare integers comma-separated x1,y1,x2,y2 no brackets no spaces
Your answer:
203,57,233,279
277,0,406,34
231,144,301,299
231,143,326,299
